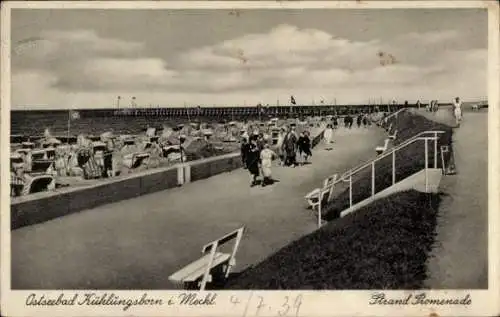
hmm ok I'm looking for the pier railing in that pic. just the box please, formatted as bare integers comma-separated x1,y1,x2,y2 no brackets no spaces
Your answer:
375,108,407,125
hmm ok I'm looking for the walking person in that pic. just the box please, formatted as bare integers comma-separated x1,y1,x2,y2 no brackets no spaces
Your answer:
433,100,439,113
453,97,463,127
356,114,362,128
297,132,305,164
301,131,312,164
362,114,368,127
332,116,339,129
282,126,298,167
245,135,261,187
260,143,277,187
276,128,286,166
240,137,248,168
324,124,334,145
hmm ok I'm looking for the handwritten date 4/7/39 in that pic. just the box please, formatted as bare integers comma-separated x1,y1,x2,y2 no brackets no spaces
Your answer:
230,294,303,317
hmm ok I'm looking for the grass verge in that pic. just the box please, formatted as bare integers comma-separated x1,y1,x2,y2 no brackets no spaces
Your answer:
225,190,441,289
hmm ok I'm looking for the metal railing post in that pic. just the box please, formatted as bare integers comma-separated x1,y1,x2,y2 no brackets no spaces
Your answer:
200,241,218,291
392,151,396,185
424,138,429,192
318,194,322,229
371,162,375,197
225,227,244,278
349,175,353,207
434,132,438,168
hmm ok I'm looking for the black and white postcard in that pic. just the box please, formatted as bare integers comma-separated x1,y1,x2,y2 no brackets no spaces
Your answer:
1,1,499,316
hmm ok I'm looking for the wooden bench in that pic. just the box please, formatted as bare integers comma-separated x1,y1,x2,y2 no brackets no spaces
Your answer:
304,174,338,208
375,139,390,155
304,174,338,228
169,226,245,290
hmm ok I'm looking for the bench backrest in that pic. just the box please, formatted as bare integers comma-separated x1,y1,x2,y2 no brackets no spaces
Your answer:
202,226,244,254
322,174,338,201
199,226,245,290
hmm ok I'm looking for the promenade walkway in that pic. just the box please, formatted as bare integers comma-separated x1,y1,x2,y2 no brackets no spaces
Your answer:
12,126,386,289
421,108,489,289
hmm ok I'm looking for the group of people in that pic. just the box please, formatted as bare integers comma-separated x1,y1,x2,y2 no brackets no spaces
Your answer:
425,97,464,127
240,126,312,187
427,100,440,113
342,113,372,129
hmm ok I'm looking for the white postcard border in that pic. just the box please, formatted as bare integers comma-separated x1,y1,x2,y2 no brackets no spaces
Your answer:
1,1,499,317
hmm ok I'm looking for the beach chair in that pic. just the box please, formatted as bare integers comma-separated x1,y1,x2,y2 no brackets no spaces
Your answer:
21,142,35,150
10,174,25,197
123,139,136,146
31,149,46,161
162,145,182,157
143,141,154,150
92,141,107,154
169,227,245,290
31,160,54,174
146,127,156,138
375,139,390,155
82,156,102,179
21,174,55,196
123,152,150,169
16,148,30,157
388,129,398,140
45,147,56,160
11,153,25,171
304,174,339,209
149,136,159,143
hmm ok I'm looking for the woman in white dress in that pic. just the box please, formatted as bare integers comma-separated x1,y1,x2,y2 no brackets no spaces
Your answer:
453,97,463,126
324,124,334,145
276,128,286,166
260,143,277,187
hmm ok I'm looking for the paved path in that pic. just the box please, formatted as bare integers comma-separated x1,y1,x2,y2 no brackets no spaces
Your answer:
12,126,386,289
422,108,489,289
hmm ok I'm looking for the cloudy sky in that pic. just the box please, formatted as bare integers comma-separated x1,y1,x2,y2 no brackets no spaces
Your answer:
11,8,487,109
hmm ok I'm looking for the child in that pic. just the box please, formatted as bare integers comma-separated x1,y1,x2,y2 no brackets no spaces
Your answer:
260,143,277,187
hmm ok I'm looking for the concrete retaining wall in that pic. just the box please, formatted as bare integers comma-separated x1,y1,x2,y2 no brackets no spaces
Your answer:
11,153,243,230
11,128,324,230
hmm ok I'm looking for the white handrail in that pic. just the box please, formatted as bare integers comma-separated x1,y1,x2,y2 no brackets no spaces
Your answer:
337,132,444,210
340,130,445,182
376,108,407,124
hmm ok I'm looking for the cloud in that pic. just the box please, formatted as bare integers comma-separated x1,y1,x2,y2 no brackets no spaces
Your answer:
11,25,487,108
